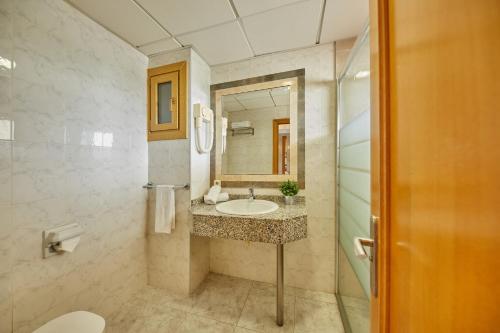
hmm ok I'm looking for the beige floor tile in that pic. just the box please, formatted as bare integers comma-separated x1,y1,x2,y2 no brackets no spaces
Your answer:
344,305,369,333
237,288,294,333
177,313,235,333
340,295,368,310
109,303,186,333
294,298,344,333
191,274,252,324
234,327,261,333
251,281,297,296
295,288,337,304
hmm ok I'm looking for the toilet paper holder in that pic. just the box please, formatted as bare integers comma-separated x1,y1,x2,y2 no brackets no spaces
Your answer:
43,223,83,258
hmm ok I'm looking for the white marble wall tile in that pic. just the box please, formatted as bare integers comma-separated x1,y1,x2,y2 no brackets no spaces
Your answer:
0,0,149,332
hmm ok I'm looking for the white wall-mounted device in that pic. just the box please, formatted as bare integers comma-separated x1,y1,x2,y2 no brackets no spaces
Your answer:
194,103,214,154
221,117,228,154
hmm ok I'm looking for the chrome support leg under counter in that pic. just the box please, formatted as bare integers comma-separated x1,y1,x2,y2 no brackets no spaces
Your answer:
276,243,284,326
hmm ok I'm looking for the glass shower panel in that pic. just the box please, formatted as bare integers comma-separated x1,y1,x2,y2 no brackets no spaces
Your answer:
336,25,371,333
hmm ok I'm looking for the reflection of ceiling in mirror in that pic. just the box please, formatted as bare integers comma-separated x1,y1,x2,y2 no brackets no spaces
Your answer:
222,86,290,113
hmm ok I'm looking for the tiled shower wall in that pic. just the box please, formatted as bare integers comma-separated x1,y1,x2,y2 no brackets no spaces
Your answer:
0,0,149,332
210,44,337,292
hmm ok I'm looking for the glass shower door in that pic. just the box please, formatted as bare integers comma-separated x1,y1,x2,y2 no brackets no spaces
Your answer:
336,25,371,333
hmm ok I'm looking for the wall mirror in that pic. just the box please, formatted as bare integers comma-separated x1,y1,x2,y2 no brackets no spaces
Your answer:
211,70,305,188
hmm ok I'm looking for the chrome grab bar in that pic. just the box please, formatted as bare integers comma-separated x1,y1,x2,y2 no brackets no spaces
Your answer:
142,182,190,190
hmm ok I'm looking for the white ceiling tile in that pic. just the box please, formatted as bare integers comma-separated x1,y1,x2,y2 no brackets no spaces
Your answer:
238,96,275,109
233,0,302,17
271,86,290,96
242,0,322,55
136,0,235,35
138,38,180,55
223,100,245,112
234,89,270,101
272,94,290,106
223,95,237,103
178,21,253,65
320,0,368,42
67,0,169,46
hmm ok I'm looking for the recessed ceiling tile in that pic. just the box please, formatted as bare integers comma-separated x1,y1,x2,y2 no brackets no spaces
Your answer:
234,89,270,101
136,0,235,35
271,86,290,96
178,21,253,65
238,97,275,109
223,101,245,112
272,94,290,106
233,0,302,17
242,0,322,55
137,38,180,55
67,0,169,46
320,0,368,42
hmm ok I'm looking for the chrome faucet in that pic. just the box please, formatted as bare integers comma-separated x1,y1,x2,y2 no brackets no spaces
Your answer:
248,186,256,201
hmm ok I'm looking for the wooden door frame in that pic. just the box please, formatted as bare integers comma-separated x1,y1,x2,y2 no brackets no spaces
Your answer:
370,0,390,332
272,118,290,174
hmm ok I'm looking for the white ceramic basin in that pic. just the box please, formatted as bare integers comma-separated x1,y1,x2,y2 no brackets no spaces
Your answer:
216,199,279,216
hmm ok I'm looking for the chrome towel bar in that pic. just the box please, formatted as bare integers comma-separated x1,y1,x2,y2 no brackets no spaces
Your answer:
142,182,190,190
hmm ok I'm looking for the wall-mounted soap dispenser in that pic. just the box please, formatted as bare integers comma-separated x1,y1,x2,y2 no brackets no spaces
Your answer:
43,223,83,258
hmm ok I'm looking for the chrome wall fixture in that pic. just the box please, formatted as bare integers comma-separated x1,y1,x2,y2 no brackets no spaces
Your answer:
142,182,190,190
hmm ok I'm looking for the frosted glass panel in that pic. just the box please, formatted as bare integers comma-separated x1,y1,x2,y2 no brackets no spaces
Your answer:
158,81,172,124
340,141,370,171
339,169,370,203
339,111,370,147
339,188,370,236
336,25,370,333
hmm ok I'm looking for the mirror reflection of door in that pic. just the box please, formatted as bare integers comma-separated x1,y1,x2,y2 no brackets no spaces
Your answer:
273,118,290,175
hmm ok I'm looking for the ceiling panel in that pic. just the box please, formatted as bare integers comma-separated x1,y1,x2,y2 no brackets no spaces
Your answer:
67,0,169,46
272,95,290,106
223,101,245,112
178,21,253,65
271,86,290,96
237,96,275,109
233,0,302,17
138,38,180,55
320,0,368,42
242,0,323,55
234,89,270,101
136,0,235,35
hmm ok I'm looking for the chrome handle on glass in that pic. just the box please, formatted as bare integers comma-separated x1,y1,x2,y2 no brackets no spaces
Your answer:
354,237,374,260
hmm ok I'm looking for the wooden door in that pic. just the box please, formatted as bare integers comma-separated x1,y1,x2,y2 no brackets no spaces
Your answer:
370,0,500,332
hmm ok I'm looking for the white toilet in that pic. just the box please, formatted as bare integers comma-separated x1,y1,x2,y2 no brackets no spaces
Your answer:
33,311,105,333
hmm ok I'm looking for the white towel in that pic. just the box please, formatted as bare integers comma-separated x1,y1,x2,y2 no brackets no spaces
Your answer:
204,185,221,204
204,192,229,204
231,121,251,129
155,187,175,234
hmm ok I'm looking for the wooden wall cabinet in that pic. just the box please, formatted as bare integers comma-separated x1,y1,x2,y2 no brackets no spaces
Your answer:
147,61,188,141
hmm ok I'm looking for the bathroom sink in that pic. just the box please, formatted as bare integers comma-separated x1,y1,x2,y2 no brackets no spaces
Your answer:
216,199,279,216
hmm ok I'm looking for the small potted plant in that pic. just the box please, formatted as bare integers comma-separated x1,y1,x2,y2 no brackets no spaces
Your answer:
279,180,299,205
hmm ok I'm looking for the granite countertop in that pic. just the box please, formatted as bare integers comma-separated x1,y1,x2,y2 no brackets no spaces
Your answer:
191,196,307,244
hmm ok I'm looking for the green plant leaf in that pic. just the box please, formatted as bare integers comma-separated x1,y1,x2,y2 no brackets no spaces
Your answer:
279,180,299,196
